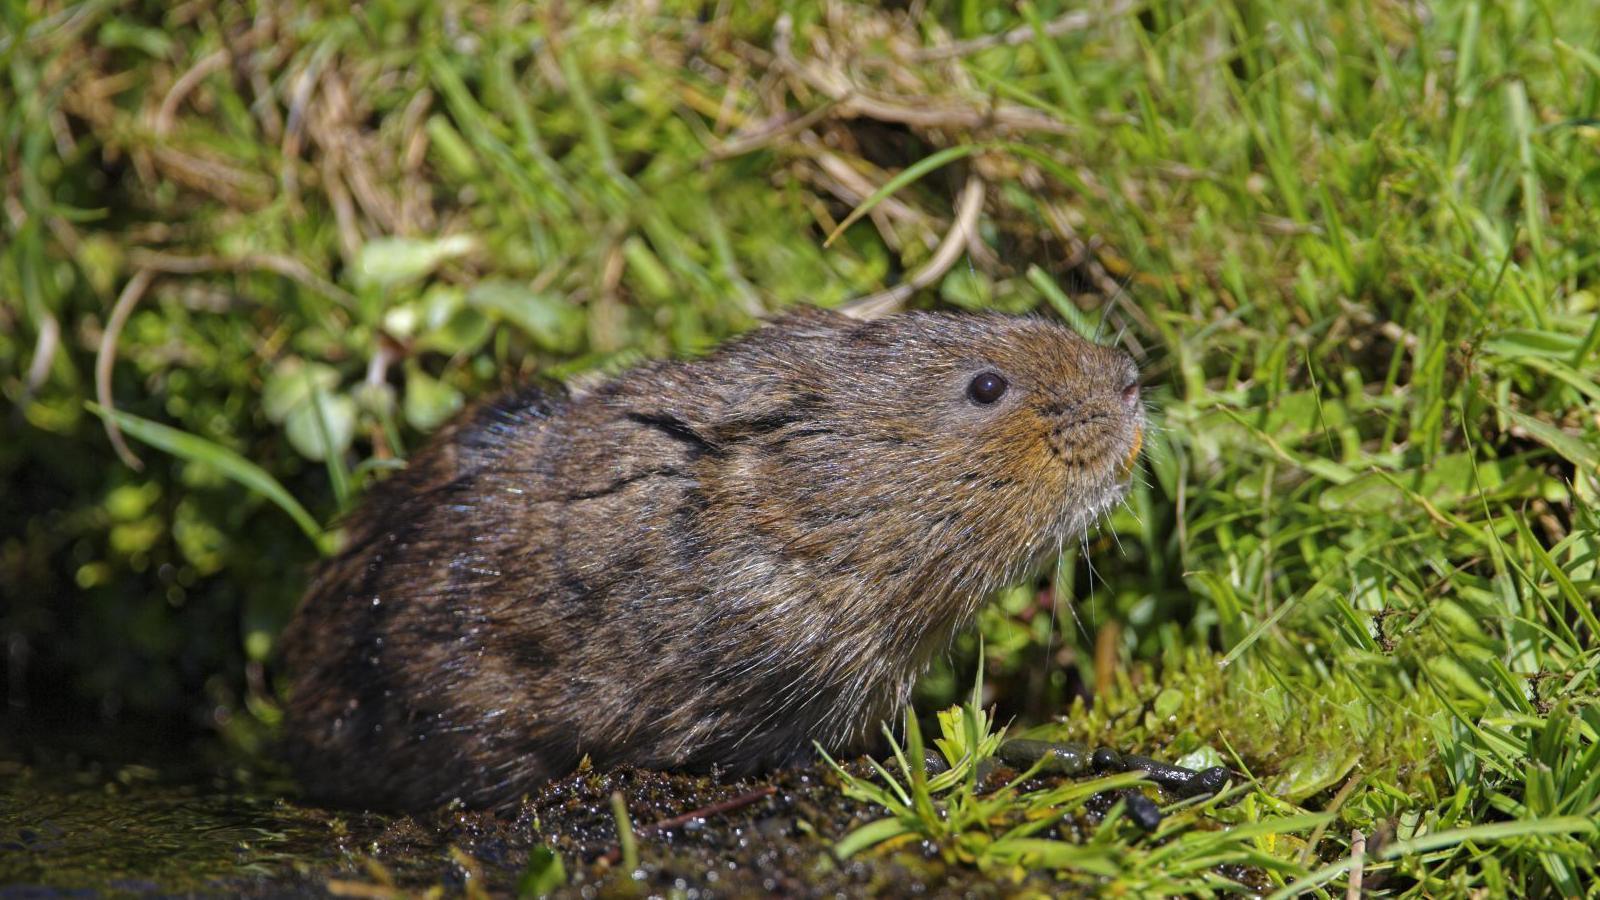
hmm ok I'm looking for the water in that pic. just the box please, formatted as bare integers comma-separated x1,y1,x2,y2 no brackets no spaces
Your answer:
0,743,377,894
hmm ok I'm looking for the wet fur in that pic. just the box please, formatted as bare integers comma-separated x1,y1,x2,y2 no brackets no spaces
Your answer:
281,308,1142,811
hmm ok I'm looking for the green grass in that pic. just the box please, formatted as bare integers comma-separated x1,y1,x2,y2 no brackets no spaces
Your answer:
823,665,1330,894
3,0,1599,895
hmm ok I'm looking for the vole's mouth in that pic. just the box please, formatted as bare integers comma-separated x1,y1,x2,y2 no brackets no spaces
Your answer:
1044,367,1145,487
1047,409,1144,488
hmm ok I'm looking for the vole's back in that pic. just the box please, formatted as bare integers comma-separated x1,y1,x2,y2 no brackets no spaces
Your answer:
282,309,1142,811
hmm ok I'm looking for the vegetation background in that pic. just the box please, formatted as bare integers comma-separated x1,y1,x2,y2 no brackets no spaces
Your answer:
2,0,1598,894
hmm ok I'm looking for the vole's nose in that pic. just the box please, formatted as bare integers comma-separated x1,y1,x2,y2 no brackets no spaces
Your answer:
1108,350,1141,408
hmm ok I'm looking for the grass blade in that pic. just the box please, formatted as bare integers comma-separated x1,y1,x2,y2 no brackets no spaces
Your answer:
87,402,328,553
822,144,986,247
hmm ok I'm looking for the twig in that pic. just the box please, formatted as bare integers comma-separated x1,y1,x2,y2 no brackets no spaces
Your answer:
708,101,840,161
770,12,1069,138
829,88,1070,136
24,313,59,398
599,784,778,865
1299,772,1365,867
843,173,985,320
1347,829,1366,899
154,49,232,136
651,784,779,834
126,249,356,308
95,269,155,470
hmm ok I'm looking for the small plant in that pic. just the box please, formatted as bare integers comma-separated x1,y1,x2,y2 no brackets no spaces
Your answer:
821,664,1327,892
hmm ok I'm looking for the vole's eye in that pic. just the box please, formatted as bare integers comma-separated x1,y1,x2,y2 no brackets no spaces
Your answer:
967,372,1008,405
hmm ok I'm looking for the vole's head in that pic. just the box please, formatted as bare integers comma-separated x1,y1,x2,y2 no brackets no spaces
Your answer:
848,311,1142,509
824,312,1143,554
662,308,1144,617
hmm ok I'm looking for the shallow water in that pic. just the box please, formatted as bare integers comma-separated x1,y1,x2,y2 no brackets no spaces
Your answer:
0,748,374,895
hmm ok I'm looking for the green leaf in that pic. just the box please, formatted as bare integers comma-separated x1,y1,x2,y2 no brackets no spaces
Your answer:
1482,329,1582,359
516,846,566,898
354,234,476,290
1498,404,1599,476
97,20,175,57
1269,748,1360,801
403,366,465,431
987,838,1122,875
1318,452,1514,513
285,392,356,462
833,816,912,859
262,359,340,424
1385,815,1596,856
1027,265,1098,338
416,286,493,355
622,236,676,302
466,280,585,352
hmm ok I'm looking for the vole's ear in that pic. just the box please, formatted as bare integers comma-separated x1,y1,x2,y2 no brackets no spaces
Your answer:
622,408,725,456
633,378,827,451
619,307,844,448
762,304,854,335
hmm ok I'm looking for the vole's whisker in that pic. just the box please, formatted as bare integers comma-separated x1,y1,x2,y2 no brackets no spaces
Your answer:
1106,521,1128,558
1119,497,1146,530
1043,527,1068,685
1079,528,1099,636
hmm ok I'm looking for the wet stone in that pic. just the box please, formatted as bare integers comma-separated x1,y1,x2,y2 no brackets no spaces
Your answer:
997,739,1091,775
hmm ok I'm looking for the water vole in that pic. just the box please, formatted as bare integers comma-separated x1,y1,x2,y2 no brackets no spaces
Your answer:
281,307,1144,811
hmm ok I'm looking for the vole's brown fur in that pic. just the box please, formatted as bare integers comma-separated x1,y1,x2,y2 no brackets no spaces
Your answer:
282,308,1143,811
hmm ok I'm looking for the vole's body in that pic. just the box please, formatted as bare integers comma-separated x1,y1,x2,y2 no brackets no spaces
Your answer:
283,309,1143,811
